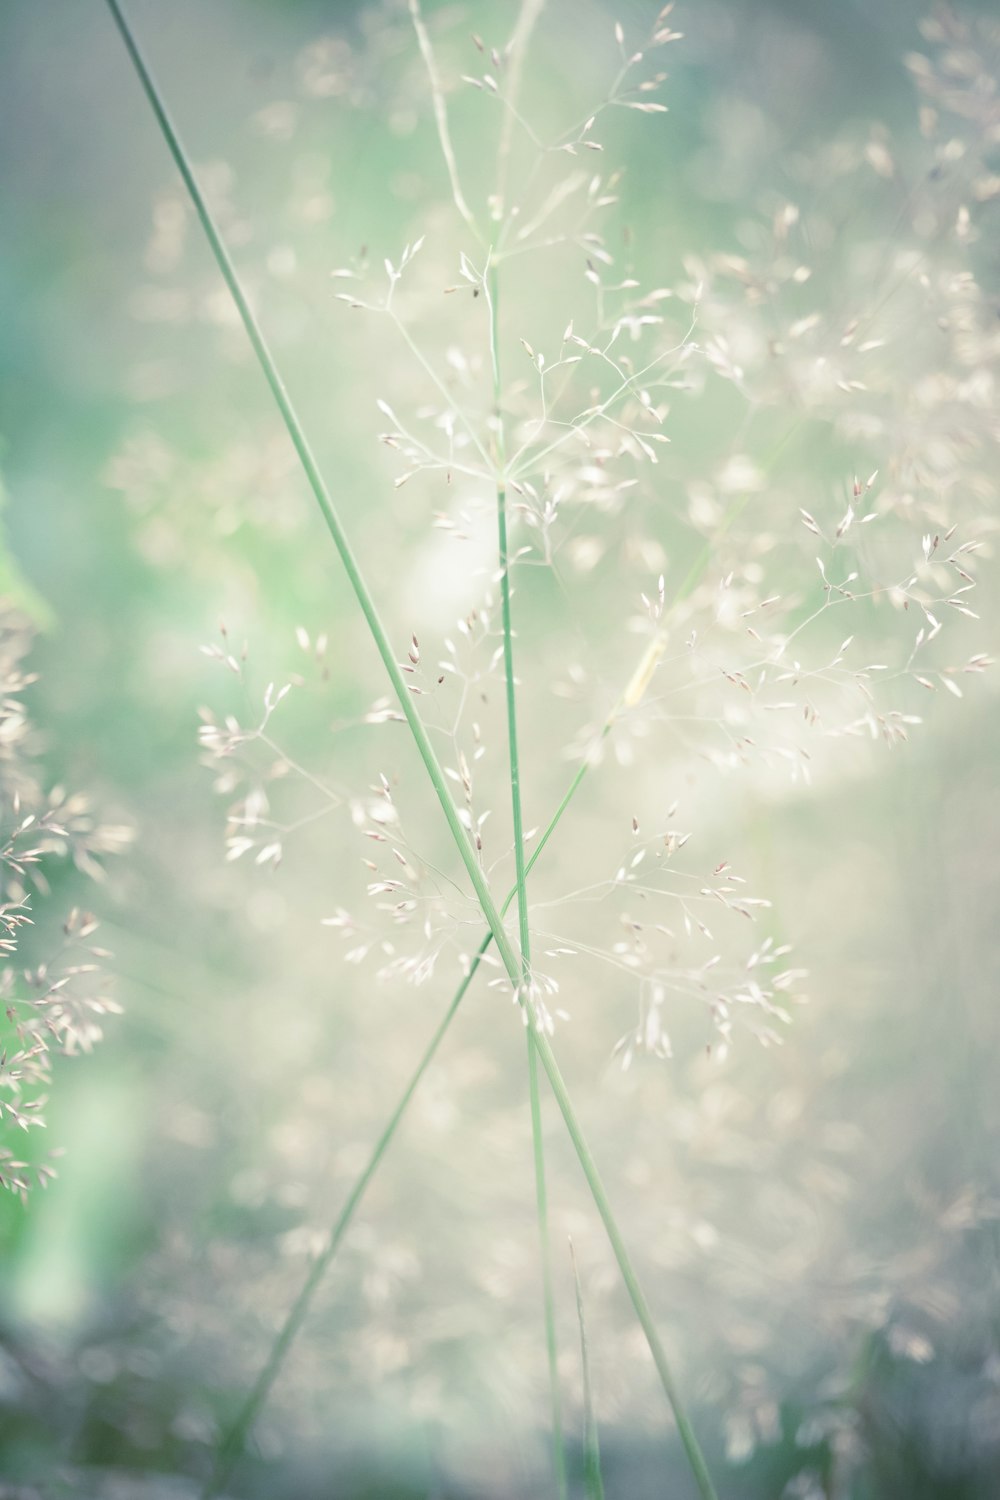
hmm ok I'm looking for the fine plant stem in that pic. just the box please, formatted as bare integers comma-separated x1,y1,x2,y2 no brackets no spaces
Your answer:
488,260,567,1498
200,965,478,1500
530,1022,718,1500
407,0,482,243
526,1035,565,1495
570,1237,605,1500
102,0,520,988
495,0,547,220
104,7,719,1498
389,308,494,471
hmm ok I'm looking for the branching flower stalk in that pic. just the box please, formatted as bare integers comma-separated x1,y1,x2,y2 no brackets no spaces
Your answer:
494,0,547,221
487,251,567,1496
466,10,566,1472
406,0,482,244
103,2,719,1496
198,414,802,1485
0,610,130,1199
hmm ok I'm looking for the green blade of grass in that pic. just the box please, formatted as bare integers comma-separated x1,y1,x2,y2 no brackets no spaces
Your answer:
200,957,479,1498
570,1237,605,1500
488,256,567,1499
102,0,521,990
533,1020,717,1500
102,8,718,1497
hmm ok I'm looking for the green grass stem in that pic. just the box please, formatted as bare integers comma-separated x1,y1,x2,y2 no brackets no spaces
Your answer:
103,0,521,986
488,259,567,1498
570,1237,605,1500
200,965,477,1499
198,754,598,1496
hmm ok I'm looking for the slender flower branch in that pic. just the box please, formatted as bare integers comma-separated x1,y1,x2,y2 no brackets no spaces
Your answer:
407,0,482,243
200,965,476,1499
487,256,567,1497
387,308,494,470
495,0,547,223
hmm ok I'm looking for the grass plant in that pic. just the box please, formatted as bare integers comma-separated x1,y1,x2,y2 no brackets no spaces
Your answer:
95,0,997,1495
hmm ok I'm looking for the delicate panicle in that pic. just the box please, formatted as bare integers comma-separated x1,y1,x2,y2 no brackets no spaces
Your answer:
0,612,127,1198
111,0,998,1489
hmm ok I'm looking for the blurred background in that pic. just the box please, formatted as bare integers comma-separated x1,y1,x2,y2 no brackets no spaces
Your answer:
1,0,999,1496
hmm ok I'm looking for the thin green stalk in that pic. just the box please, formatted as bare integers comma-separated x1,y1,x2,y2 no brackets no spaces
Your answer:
489,260,566,1497
532,1022,718,1500
201,963,478,1499
569,1238,605,1500
104,9,718,1497
406,0,481,242
495,0,546,221
671,419,803,604
102,0,519,986
526,1037,565,1494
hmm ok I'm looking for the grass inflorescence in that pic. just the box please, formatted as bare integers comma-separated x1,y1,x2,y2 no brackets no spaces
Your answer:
98,0,998,1494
